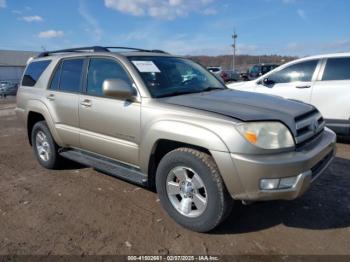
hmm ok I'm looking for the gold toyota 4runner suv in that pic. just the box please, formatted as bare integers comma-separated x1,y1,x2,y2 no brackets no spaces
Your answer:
16,46,336,232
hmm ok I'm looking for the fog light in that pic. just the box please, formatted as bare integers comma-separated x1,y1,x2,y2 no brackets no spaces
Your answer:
260,178,280,190
279,176,298,189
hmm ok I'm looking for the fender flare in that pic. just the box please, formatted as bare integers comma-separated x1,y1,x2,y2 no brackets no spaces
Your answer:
139,120,229,172
25,99,64,146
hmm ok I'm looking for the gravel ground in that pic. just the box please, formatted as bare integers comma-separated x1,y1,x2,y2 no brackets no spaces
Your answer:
0,97,349,255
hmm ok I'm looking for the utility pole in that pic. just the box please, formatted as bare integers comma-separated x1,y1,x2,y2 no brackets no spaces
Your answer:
232,31,238,71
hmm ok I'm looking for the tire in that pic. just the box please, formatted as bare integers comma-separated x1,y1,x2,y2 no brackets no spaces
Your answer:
156,148,233,232
31,121,62,169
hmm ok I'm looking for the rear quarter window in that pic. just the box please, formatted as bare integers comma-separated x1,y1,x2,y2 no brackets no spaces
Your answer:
22,60,51,87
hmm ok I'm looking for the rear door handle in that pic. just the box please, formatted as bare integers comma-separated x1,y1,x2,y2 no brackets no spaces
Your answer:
295,85,311,89
80,99,92,107
47,94,55,101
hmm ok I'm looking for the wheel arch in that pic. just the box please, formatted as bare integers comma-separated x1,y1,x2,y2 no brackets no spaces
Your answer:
25,100,63,146
146,139,214,189
140,120,230,189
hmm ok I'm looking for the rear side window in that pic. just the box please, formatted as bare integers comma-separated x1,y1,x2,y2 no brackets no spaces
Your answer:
60,59,84,93
49,59,84,93
322,57,350,81
22,60,51,87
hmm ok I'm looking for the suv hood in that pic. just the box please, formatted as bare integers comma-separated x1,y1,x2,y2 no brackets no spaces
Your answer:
159,89,315,135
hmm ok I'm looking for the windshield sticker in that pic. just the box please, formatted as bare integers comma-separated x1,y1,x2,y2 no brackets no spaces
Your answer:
132,61,161,73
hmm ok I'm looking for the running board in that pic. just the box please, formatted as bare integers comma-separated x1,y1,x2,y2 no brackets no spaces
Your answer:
59,149,148,186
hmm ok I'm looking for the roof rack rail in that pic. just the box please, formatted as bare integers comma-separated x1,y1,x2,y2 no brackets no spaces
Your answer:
37,46,109,58
105,47,168,54
37,46,169,58
149,49,168,54
105,46,149,52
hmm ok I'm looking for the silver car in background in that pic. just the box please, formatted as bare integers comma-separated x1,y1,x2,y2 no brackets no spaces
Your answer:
0,81,18,96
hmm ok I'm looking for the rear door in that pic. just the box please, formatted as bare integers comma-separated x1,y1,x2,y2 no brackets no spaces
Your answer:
46,58,85,147
255,60,320,103
311,57,350,122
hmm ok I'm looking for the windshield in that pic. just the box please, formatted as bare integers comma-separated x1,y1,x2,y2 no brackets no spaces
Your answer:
128,56,226,98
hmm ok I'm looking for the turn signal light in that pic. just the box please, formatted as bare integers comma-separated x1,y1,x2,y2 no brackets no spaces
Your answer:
244,131,257,144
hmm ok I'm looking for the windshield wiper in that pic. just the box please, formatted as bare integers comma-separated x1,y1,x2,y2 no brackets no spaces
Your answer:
156,87,226,98
156,90,199,98
201,86,226,92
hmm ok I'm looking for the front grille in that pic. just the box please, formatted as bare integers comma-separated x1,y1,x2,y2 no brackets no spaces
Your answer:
294,109,325,145
311,150,334,180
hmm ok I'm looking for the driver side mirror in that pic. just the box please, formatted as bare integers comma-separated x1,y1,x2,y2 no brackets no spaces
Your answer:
103,79,136,101
262,77,275,87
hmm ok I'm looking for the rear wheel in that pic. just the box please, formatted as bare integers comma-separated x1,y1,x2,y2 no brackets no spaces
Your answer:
31,121,62,169
156,148,233,232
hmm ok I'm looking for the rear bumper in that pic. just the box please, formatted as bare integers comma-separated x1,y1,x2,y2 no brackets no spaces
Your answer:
225,128,336,201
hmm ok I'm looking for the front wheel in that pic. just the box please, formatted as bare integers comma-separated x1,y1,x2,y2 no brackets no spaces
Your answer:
156,148,233,232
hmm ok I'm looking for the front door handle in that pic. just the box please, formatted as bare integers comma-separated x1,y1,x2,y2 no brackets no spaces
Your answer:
295,85,311,89
47,94,55,101
80,99,92,107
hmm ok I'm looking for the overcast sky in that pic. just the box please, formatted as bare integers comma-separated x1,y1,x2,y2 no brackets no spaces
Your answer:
0,0,349,56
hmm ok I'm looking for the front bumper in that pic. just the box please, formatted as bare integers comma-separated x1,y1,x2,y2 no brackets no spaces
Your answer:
229,128,336,201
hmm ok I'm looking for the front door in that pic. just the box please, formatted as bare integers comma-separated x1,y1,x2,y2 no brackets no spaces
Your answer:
255,59,320,104
79,57,141,166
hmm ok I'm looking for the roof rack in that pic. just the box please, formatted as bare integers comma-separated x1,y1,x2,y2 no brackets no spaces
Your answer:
37,46,108,57
106,47,168,54
37,46,168,57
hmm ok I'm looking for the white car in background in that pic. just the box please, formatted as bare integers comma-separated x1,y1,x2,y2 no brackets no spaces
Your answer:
228,53,350,136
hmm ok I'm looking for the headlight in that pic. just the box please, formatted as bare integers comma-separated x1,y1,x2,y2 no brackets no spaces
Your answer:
236,122,295,149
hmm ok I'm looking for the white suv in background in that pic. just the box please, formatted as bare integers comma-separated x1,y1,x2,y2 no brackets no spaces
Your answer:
228,53,350,136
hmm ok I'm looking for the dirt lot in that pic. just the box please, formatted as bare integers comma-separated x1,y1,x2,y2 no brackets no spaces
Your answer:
0,97,349,255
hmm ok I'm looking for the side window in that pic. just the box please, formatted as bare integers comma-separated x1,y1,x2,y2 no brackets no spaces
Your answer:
249,65,259,74
261,66,270,74
49,63,62,90
322,57,350,81
87,58,133,97
22,60,51,87
269,60,318,84
59,59,84,93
